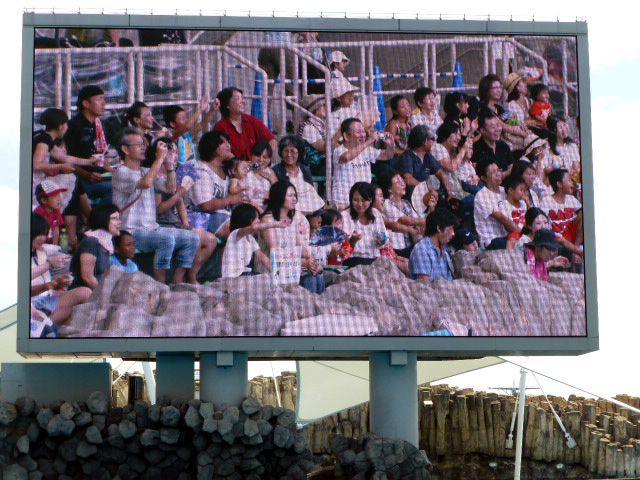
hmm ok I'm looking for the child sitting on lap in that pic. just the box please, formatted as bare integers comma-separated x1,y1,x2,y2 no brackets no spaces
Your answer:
109,230,139,273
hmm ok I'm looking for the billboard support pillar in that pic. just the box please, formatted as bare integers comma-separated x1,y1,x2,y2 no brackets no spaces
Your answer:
369,351,418,447
155,353,195,402
200,352,248,410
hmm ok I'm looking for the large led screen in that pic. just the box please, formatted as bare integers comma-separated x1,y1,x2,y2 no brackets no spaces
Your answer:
21,16,595,354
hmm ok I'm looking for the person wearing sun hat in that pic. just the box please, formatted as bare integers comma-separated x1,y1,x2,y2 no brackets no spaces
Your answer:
330,77,362,133
329,50,350,79
299,94,342,177
505,71,534,129
523,228,569,280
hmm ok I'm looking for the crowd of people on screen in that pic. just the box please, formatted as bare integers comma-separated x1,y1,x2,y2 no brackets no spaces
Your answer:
30,51,584,334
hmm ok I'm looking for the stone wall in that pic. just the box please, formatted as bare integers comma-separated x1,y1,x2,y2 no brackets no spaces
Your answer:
0,393,314,480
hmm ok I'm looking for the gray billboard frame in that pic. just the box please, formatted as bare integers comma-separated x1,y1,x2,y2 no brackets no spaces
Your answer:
17,13,597,359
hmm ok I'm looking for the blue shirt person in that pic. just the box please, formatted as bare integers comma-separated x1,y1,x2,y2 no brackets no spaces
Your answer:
409,208,459,283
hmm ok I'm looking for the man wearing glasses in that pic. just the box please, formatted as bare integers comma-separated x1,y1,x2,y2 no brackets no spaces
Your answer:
112,129,199,284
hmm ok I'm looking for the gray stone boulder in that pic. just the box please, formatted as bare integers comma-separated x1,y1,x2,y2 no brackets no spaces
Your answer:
87,391,110,415
0,402,18,426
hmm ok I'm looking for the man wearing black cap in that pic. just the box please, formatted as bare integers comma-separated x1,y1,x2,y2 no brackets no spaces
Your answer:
64,85,113,203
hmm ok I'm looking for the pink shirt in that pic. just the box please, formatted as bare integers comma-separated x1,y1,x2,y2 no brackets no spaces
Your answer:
525,247,548,281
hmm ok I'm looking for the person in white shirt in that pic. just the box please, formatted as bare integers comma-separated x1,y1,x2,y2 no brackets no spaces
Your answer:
331,118,394,209
473,159,521,250
341,182,389,268
409,87,443,133
221,204,288,278
329,77,361,133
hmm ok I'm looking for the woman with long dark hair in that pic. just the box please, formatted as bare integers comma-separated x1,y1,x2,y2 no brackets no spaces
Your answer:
260,180,325,293
340,182,388,268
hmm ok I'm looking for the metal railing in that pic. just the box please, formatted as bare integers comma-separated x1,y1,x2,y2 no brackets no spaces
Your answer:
33,35,578,201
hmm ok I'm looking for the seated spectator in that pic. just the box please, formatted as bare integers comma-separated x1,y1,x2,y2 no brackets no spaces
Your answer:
472,112,516,178
450,228,479,253
503,72,534,149
31,213,90,327
541,116,581,178
529,83,553,129
497,175,527,234
298,95,341,177
243,141,278,207
214,87,276,160
229,157,264,213
340,182,389,268
259,181,325,294
150,138,217,284
329,50,350,79
109,230,139,273
442,91,477,138
371,184,410,275
329,78,362,133
510,158,543,208
540,168,583,259
187,131,248,239
69,204,121,289
64,85,114,204
163,97,220,165
122,101,157,146
385,95,413,155
396,124,454,199
221,204,288,278
273,135,325,215
409,208,459,282
409,87,443,133
321,209,353,266
112,130,199,284
376,170,425,259
524,229,569,281
507,207,551,250
473,160,520,250
332,118,394,210
477,74,528,143
34,180,67,245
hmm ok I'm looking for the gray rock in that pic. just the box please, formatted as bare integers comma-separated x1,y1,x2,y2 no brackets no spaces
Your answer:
73,411,92,426
261,405,274,421
46,415,70,436
222,431,237,444
185,406,203,429
143,447,165,465
0,402,18,426
26,421,39,442
214,460,235,476
2,464,28,480
141,428,160,446
107,434,125,449
197,451,213,466
217,418,233,435
148,404,161,423
17,434,30,453
241,398,261,415
244,419,259,437
273,425,290,448
277,410,296,428
160,427,180,444
240,458,261,471
14,397,35,417
372,471,388,480
59,402,80,420
354,450,369,471
36,408,53,429
339,449,356,465
331,433,349,454
384,453,398,468
92,414,106,431
160,406,181,427
248,433,263,445
202,418,218,433
198,464,214,480
107,423,119,436
199,402,214,420
29,471,43,480
365,437,383,459
58,437,78,462
257,419,273,436
222,406,240,424
87,391,110,414
85,425,103,444
118,419,137,439
76,439,98,458
293,433,307,453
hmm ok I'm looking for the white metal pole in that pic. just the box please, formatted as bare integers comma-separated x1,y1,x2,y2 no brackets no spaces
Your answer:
514,367,528,480
142,361,156,405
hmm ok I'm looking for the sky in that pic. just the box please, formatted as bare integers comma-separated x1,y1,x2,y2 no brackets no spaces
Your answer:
2,0,640,403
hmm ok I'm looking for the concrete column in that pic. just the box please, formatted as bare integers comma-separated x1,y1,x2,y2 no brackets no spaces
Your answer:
200,352,248,410
369,351,419,446
155,353,195,402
